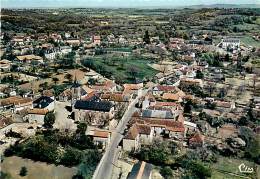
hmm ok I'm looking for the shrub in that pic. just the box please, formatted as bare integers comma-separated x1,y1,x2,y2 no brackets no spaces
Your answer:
43,112,56,128
160,166,173,179
19,166,27,177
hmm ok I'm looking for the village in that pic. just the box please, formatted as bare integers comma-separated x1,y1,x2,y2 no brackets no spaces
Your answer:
0,7,260,179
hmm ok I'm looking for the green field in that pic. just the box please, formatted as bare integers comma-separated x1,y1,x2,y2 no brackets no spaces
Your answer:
82,56,158,83
240,36,260,48
211,156,259,179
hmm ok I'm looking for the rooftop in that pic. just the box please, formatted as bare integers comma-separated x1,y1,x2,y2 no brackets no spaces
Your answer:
74,100,113,112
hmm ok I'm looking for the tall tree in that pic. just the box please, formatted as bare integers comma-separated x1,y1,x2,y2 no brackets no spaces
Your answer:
52,77,59,85
143,30,150,44
44,112,56,129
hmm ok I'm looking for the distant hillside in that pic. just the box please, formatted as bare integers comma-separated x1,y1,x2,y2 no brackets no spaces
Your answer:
184,4,260,9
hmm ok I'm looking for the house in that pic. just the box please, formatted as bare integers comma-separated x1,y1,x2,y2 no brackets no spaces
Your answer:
88,129,111,149
179,78,203,88
130,117,185,140
148,119,185,139
11,36,24,45
0,96,33,112
140,93,156,110
60,46,72,54
184,121,197,133
42,90,55,98
65,39,81,46
33,96,55,111
162,93,182,102
221,38,240,49
58,88,72,101
142,105,179,119
90,80,117,92
127,161,153,179
123,123,153,151
152,85,177,96
214,100,236,110
92,35,101,46
0,60,11,72
123,83,143,97
74,100,114,126
25,108,48,124
189,132,205,148
101,92,131,103
15,55,43,64
81,91,100,102
101,92,131,111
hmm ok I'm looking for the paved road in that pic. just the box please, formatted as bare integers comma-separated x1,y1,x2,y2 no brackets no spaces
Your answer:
93,89,148,179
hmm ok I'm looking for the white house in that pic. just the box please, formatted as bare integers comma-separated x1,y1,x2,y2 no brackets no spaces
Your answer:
123,123,153,151
88,129,111,149
25,108,49,124
33,96,55,111
221,38,240,49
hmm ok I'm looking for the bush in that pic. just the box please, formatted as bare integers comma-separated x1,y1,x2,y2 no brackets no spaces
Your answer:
132,140,176,166
160,166,173,179
43,112,56,128
189,161,212,179
19,166,27,177
61,146,83,166
4,132,98,167
245,137,260,164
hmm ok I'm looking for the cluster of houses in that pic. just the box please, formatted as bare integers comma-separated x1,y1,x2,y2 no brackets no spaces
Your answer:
122,85,202,151
0,18,259,159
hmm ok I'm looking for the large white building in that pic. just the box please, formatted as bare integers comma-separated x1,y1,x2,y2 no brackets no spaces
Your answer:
221,38,240,49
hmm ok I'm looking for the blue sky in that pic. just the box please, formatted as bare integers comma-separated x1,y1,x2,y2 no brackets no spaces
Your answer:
1,0,259,8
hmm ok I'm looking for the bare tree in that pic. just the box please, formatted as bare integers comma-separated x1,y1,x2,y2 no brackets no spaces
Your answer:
84,112,95,125
127,66,139,81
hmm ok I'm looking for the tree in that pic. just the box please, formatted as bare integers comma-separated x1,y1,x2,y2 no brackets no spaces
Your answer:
143,30,150,44
189,161,212,178
64,73,73,83
127,66,139,81
225,54,230,61
76,123,88,134
19,166,27,177
72,173,84,179
114,103,127,121
245,137,260,164
44,112,56,128
160,166,173,179
60,146,83,166
52,77,59,85
218,88,226,99
39,82,49,91
196,70,204,79
184,100,193,114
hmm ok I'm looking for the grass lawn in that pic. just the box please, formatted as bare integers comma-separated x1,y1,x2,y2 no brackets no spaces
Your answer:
83,56,158,83
0,156,77,179
240,36,260,48
211,156,259,179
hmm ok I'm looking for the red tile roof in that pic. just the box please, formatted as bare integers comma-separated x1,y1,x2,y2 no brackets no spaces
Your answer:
155,85,177,92
189,132,204,143
125,123,151,140
130,117,185,133
93,130,110,138
28,108,48,115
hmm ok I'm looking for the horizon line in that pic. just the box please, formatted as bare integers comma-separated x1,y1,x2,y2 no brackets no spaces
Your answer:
1,3,259,9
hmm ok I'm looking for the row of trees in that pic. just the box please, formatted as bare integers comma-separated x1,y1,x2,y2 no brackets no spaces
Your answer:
131,140,212,179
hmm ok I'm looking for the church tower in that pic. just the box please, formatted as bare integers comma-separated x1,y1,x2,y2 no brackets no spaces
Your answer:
71,74,81,106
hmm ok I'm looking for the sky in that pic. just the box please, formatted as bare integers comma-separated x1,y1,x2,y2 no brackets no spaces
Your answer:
1,0,259,8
